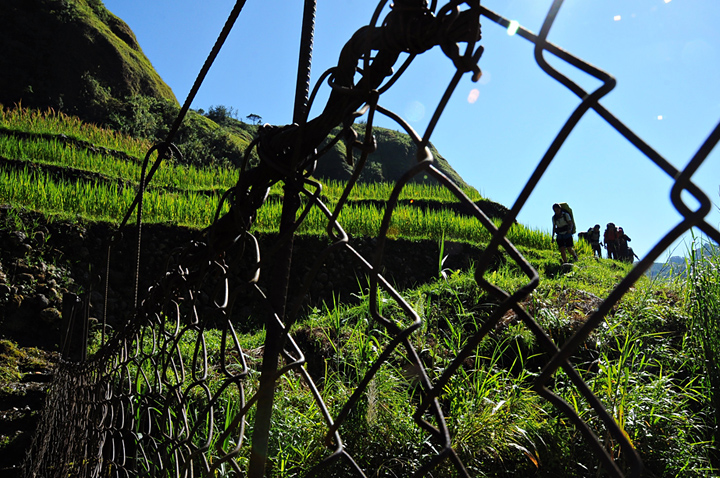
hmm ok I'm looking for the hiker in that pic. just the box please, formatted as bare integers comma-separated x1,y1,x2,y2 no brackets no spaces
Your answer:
604,223,619,260
551,203,578,263
578,229,589,244
617,227,632,262
587,224,602,258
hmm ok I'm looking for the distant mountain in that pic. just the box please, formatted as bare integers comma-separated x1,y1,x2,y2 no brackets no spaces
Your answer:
646,242,719,280
646,255,686,280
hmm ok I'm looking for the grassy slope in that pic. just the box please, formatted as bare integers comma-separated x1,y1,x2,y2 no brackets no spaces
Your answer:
0,106,717,476
0,106,551,250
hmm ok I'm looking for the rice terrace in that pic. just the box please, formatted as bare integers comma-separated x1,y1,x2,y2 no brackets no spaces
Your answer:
0,0,719,477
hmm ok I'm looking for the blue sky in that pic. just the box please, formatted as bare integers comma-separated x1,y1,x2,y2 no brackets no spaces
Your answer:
104,0,720,261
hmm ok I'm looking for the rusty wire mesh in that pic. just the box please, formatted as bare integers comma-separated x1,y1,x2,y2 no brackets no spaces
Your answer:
23,0,720,477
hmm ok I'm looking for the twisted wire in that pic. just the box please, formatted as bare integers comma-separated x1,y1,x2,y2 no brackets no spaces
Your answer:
23,1,720,477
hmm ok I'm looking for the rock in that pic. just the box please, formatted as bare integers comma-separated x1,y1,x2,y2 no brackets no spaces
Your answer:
21,372,53,384
32,294,51,309
14,261,31,274
15,273,34,285
45,288,60,302
10,294,23,309
39,308,62,324
311,282,323,295
8,231,27,247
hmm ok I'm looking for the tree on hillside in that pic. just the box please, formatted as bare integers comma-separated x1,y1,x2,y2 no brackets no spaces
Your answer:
206,105,238,125
246,113,262,125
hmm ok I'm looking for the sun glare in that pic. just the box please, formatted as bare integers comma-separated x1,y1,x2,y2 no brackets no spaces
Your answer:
507,20,519,36
614,15,622,21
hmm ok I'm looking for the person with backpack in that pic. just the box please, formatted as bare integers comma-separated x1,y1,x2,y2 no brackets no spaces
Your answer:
604,223,619,260
587,224,602,258
551,203,578,263
617,227,632,262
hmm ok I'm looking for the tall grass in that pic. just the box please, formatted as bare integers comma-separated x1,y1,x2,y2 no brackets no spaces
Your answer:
0,161,555,249
73,226,717,475
0,104,152,156
686,237,720,469
1,104,557,250
318,179,484,203
253,199,555,251
0,166,227,226
0,136,237,192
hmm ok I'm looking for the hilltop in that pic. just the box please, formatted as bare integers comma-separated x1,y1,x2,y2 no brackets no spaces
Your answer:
0,0,476,191
0,0,177,121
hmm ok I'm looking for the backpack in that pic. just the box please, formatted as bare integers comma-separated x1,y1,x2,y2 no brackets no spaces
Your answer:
558,203,576,234
604,223,617,242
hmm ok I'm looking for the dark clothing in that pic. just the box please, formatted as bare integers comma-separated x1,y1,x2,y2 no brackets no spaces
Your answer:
617,234,630,252
617,234,632,261
556,233,574,248
588,229,601,244
604,227,619,260
606,242,617,259
588,229,602,257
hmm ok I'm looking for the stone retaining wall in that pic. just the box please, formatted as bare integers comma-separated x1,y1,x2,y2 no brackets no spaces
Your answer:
0,206,482,348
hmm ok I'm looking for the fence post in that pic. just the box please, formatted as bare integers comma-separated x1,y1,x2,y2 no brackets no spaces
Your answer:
247,188,300,476
247,1,316,475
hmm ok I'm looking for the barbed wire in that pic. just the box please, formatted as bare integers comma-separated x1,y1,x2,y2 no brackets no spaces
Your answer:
23,1,720,477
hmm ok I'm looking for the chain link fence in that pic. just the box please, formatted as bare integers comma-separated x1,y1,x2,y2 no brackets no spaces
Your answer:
23,1,720,477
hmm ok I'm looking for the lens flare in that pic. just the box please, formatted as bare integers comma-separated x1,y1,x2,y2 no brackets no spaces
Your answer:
468,89,480,104
404,100,425,122
507,20,519,36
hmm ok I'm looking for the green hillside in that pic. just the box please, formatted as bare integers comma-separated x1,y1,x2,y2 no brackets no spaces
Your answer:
313,125,473,189
1,102,718,477
0,0,718,476
0,0,479,188
0,0,176,121
0,106,534,249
